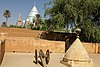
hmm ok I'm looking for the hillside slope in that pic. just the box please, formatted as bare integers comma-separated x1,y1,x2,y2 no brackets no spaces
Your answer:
0,27,43,37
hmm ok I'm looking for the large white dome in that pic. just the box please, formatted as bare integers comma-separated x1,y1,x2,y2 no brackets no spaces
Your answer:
27,6,39,22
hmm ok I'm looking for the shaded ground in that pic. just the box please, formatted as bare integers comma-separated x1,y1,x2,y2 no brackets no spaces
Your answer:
1,53,100,67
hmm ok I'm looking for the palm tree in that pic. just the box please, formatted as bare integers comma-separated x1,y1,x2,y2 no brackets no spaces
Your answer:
3,10,11,26
35,14,41,26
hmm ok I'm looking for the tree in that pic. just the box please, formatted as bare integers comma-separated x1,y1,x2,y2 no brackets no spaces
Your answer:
45,0,100,27
3,10,11,26
32,14,43,30
44,0,100,42
44,0,66,31
35,14,41,26
1,22,7,27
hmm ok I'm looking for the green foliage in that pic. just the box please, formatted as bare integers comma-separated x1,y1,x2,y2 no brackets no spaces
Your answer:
3,10,11,26
32,14,48,31
40,27,47,31
1,22,7,27
44,0,66,31
44,0,100,43
29,24,33,29
17,26,22,28
44,19,54,31
9,25,16,28
33,14,41,26
32,26,40,30
9,25,22,28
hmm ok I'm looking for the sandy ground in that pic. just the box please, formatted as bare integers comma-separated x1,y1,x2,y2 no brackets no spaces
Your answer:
1,53,100,67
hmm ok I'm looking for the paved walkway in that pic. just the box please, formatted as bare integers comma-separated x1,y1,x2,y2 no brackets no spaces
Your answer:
1,53,100,67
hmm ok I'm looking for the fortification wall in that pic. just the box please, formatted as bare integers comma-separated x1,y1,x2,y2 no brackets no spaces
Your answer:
5,37,65,53
5,37,100,53
98,44,100,53
1,28,100,54
82,42,100,54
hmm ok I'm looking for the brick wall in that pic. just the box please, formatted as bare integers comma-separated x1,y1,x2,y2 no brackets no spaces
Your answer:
82,42,100,54
98,44,100,53
5,37,65,53
4,37,100,54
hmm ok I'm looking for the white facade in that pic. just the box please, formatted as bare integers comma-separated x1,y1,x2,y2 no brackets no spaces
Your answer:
27,6,39,22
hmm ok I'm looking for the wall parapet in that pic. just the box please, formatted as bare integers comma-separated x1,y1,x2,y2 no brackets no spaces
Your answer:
5,37,65,53
4,37,100,54
82,42,100,54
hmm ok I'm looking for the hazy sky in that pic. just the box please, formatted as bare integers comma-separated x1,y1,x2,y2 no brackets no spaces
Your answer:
0,0,51,25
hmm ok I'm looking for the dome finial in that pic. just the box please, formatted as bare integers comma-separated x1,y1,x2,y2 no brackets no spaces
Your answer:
75,28,81,38
34,0,36,6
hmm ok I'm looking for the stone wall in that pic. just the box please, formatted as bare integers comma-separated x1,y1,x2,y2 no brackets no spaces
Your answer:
5,37,65,53
82,42,100,54
0,40,5,65
98,44,100,53
4,37,100,54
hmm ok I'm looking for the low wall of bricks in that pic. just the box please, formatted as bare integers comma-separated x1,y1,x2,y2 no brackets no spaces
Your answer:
5,37,65,53
98,45,100,53
82,42,100,54
4,37,100,54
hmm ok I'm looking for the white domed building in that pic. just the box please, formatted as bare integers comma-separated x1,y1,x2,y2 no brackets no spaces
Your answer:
27,5,39,23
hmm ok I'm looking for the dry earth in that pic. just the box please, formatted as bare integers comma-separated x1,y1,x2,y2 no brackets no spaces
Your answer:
0,27,43,37
1,53,100,67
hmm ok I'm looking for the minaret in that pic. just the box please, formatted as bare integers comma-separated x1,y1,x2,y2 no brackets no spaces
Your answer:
17,14,21,26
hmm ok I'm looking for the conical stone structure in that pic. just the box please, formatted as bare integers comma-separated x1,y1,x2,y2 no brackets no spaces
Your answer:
61,38,93,67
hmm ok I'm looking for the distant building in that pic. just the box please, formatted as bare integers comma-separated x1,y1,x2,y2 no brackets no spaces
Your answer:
22,20,25,27
17,14,21,26
22,5,39,28
27,5,39,23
